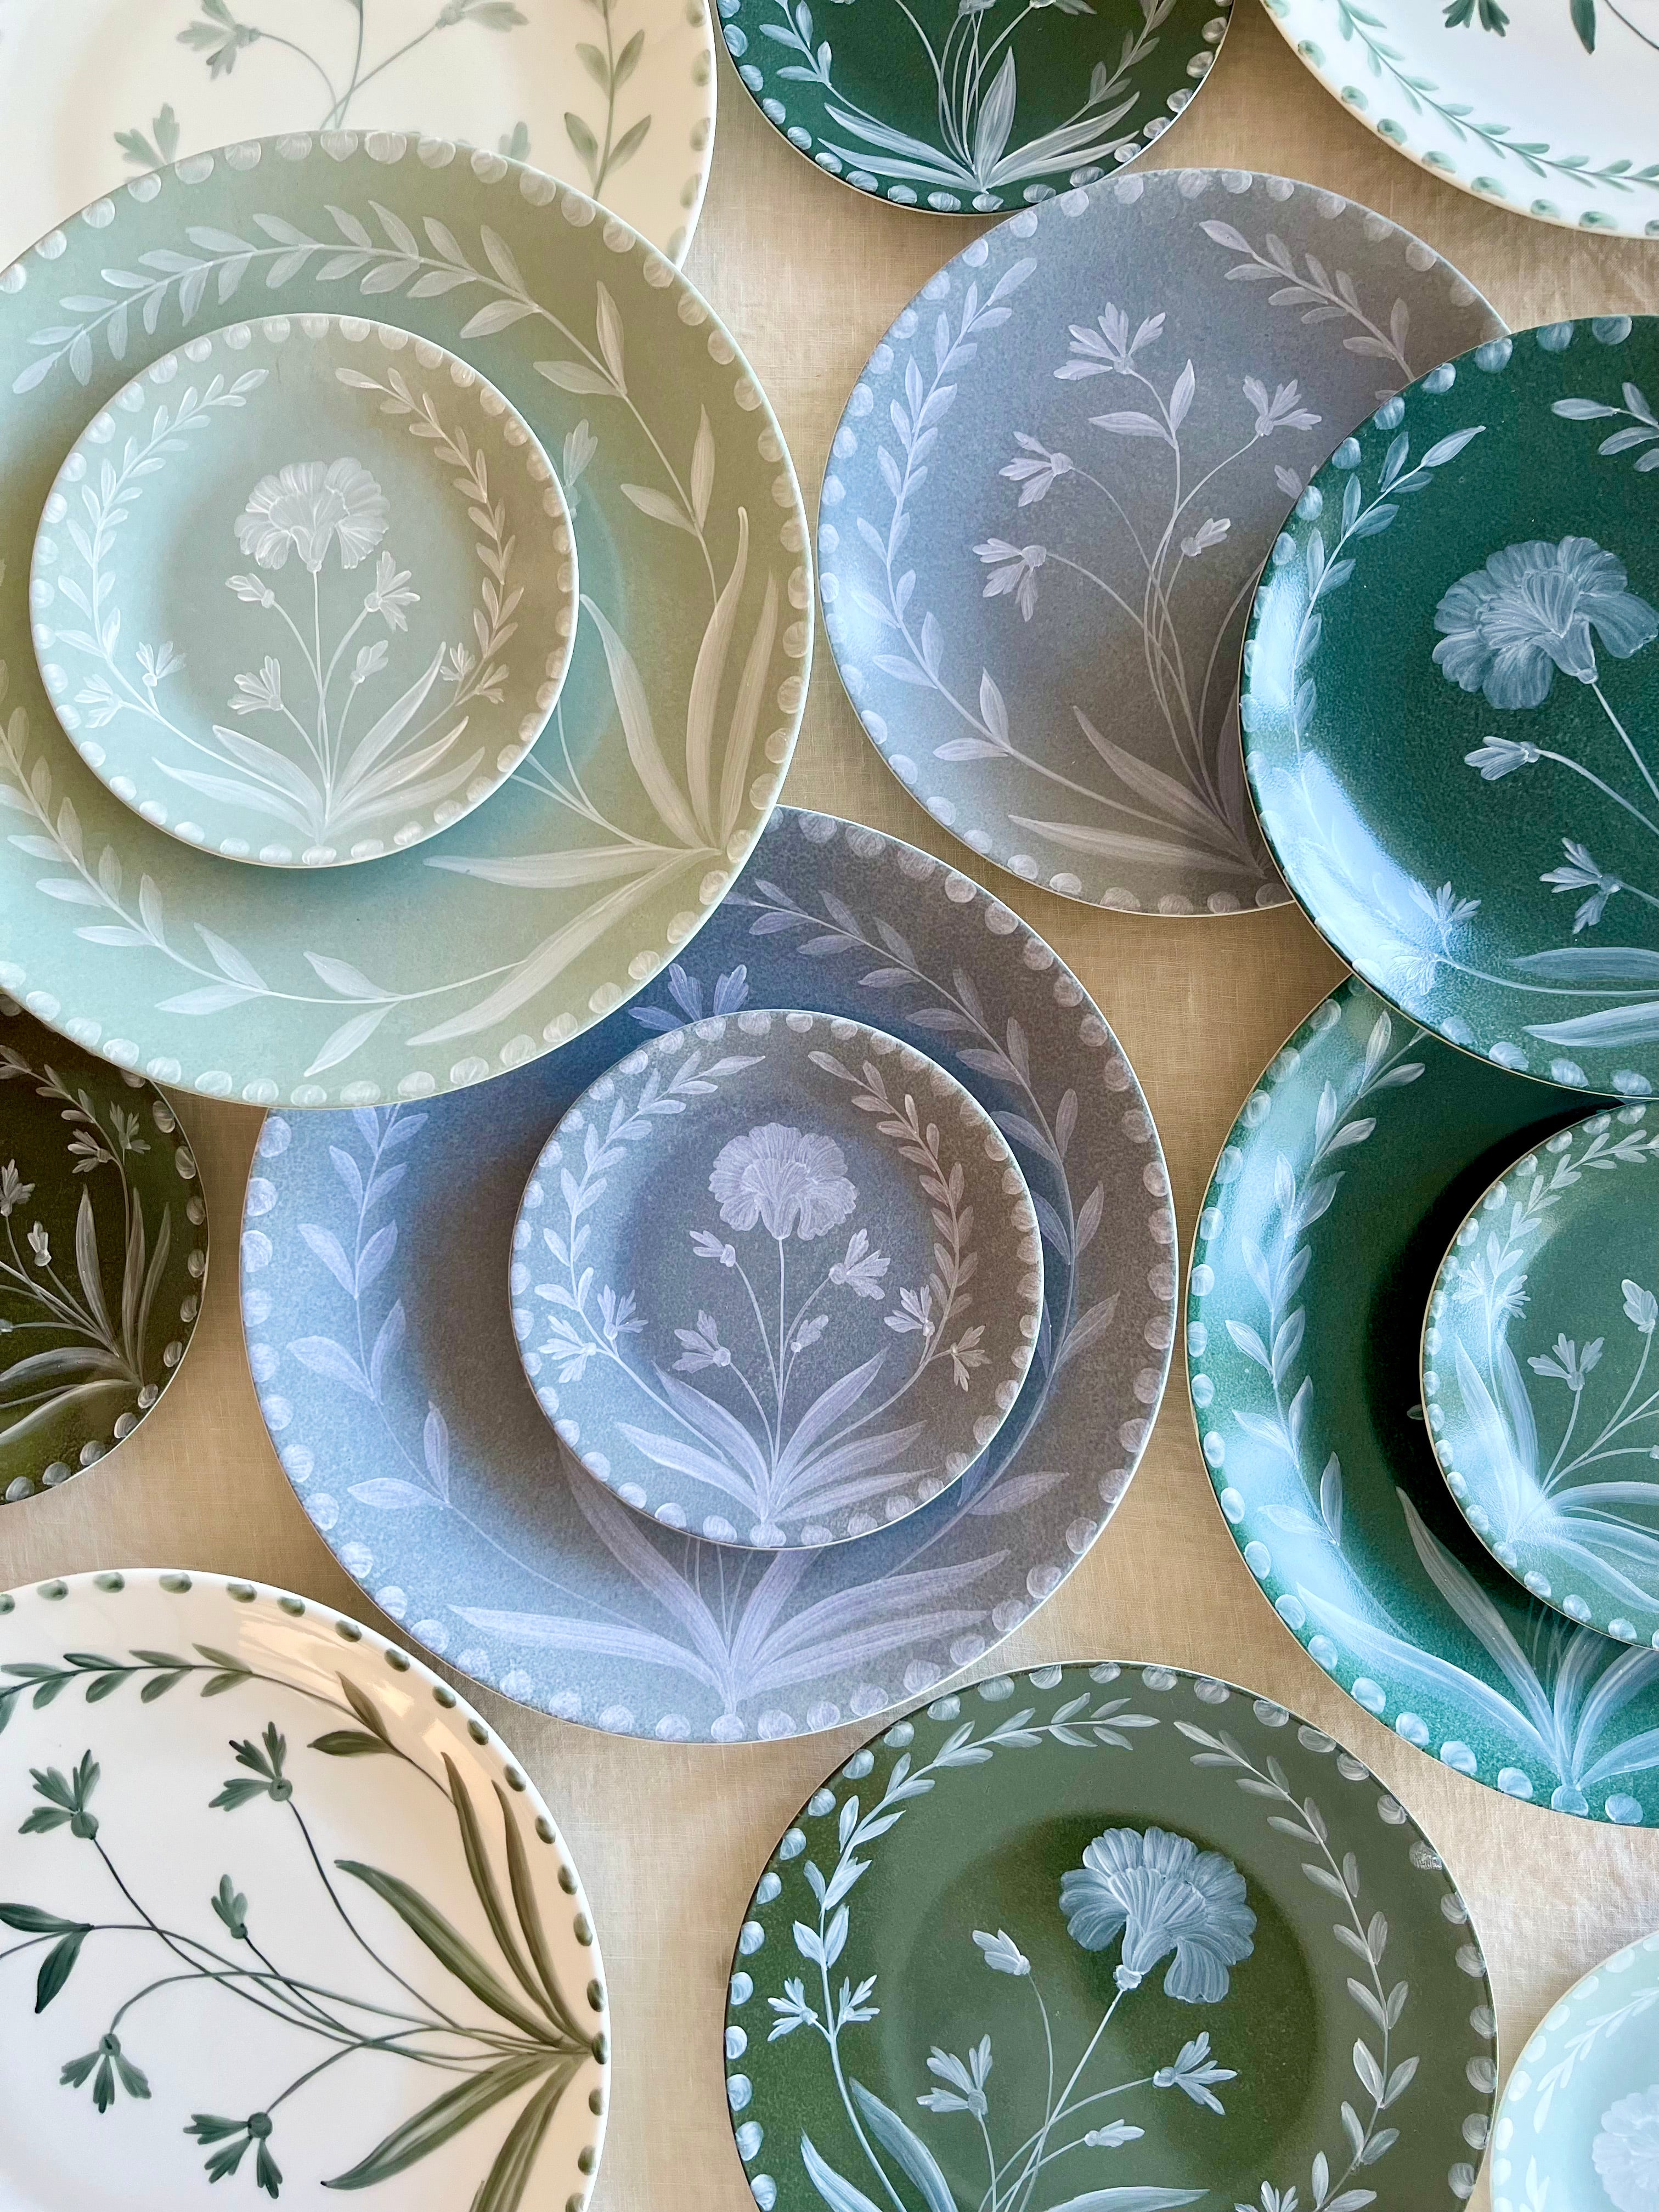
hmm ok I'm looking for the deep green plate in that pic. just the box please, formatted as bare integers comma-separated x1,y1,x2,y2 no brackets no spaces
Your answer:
1242,318,1659,1101
0,137,808,1108
1187,977,1659,1826
715,0,1232,215
0,995,206,1504
1423,1105,1659,1648
724,1662,1496,2212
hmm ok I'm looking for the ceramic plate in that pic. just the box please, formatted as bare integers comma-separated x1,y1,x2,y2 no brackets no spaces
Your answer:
0,137,808,1108
821,167,1502,917
0,1567,607,2211
1187,975,1659,1825
1261,0,1659,240
724,1661,1497,2212
240,808,1176,1743
514,1011,1043,1548
717,0,1230,216
33,313,578,868
0,0,715,268
1491,1931,1659,2212
0,996,206,1505
1423,1105,1659,1647
1243,317,1659,1099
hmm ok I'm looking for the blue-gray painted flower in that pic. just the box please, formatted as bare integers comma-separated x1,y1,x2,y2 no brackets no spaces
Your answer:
1593,2083,1659,2212
1432,537,1659,709
1059,1825,1256,2000
1154,2028,1237,2113
917,2036,992,2117
708,1125,857,1241
972,1926,1030,1976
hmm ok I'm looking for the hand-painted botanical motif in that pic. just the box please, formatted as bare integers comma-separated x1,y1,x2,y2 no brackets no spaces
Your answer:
516,1014,1041,1546
0,136,806,1105
1423,1107,1659,1646
33,318,577,867
240,809,1174,1741
1491,1932,1659,2212
1244,319,1659,1096
1259,0,1659,237
821,168,1501,916
0,1000,205,1503
0,0,715,271
719,0,1229,214
727,1664,1495,2212
1188,975,1659,1825
0,1568,606,2210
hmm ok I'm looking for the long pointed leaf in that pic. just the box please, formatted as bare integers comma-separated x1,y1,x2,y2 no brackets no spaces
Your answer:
800,2135,885,2212
322,2052,550,2191
493,1779,586,2045
582,595,703,848
334,1862,554,2040
774,1351,888,1480
850,2081,955,2212
720,569,779,841
684,510,748,842
468,2063,579,2212
74,1188,111,1341
441,1753,567,2038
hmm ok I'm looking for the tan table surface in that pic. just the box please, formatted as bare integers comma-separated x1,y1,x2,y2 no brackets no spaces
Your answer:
4,10,1658,2205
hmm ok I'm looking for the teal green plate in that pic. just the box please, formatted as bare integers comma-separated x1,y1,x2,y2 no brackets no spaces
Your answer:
0,994,206,1504
1187,977,1659,1825
1423,1105,1659,1647
724,1662,1497,2212
1490,1932,1659,2212
0,138,808,1107
1241,318,1659,1101
32,313,577,869
716,0,1232,215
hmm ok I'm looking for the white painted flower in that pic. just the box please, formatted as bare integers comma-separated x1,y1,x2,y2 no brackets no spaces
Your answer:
708,1125,857,1242
1593,2083,1659,2212
234,459,390,574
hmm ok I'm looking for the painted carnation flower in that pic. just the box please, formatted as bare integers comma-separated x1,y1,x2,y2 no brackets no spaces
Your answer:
708,1125,857,1242
234,459,391,574
1432,536,1658,709
1594,2084,1659,2212
1059,1825,1256,2002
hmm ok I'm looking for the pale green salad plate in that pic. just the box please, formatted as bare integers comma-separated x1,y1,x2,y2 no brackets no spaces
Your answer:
512,1009,1043,1548
33,313,578,868
1491,1932,1659,2212
0,0,717,268
0,138,809,1107
0,1567,608,2212
1423,1105,1659,1649
0,996,206,1505
1261,0,1659,237
725,1662,1497,2212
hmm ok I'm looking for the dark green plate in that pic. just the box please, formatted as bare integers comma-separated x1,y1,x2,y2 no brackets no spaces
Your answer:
1423,1104,1659,1647
1188,977,1659,1826
725,1662,1496,2212
1241,318,1659,1101
0,997,206,1501
715,0,1232,215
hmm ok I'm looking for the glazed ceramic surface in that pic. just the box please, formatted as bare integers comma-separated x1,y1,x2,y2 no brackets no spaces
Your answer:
1261,0,1659,238
1244,318,1659,1098
0,138,808,1107
1423,1105,1659,1648
1187,975,1659,1826
1491,1931,1659,2212
725,1662,1496,2212
716,0,1229,215
821,167,1502,918
0,0,715,267
514,1011,1043,1548
240,808,1176,1742
0,1567,607,2211
0,997,206,1505
33,314,577,868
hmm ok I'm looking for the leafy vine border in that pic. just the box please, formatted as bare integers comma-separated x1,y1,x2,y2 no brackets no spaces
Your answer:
725,1663,1494,2212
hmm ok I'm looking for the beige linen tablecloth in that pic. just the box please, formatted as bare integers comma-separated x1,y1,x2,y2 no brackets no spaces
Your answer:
2,10,1656,2204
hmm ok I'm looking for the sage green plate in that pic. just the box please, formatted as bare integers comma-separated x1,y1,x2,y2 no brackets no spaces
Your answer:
1423,1105,1659,1648
0,1567,608,2212
33,313,577,868
725,1663,1497,2212
717,0,1232,215
1242,318,1659,1102
0,137,808,1108
0,995,206,1505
